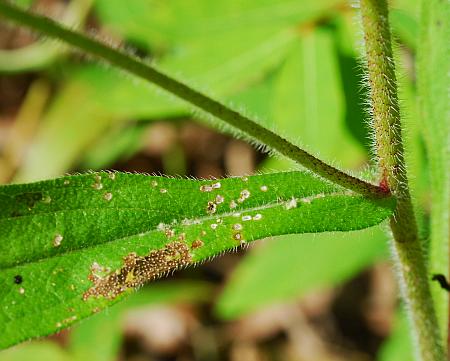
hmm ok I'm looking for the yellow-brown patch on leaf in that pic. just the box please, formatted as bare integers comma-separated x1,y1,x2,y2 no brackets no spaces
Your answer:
83,242,192,300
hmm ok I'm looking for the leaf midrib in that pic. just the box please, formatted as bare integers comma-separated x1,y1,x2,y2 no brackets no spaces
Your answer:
0,192,351,270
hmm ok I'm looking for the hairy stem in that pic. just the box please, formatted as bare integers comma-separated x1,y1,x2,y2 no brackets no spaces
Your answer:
0,1,387,197
359,0,445,359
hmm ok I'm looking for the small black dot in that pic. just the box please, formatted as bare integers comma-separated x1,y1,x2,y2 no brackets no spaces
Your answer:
14,275,23,284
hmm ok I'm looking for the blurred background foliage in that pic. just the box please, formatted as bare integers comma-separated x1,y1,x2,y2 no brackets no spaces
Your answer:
0,0,425,360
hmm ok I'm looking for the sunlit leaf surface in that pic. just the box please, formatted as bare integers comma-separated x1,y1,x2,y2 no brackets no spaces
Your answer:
0,171,394,348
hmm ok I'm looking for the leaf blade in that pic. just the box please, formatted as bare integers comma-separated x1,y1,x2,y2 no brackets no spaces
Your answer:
0,171,394,349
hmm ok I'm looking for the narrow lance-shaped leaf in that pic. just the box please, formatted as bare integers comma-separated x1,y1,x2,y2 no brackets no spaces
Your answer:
0,171,394,349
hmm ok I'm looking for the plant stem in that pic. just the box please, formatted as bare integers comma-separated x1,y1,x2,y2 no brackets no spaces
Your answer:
0,1,386,197
359,0,445,359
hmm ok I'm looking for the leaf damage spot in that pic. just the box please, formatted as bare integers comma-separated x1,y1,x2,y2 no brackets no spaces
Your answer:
233,223,243,231
200,182,221,193
285,197,297,210
103,192,113,201
238,189,250,203
233,232,244,244
200,184,213,192
191,239,204,249
83,242,192,301
53,234,63,247
91,174,103,190
14,275,23,284
56,315,77,328
206,201,217,214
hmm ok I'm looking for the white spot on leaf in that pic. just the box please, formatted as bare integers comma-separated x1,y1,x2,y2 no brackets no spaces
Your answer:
53,234,63,247
233,223,243,231
285,198,297,210
200,185,213,192
238,189,250,203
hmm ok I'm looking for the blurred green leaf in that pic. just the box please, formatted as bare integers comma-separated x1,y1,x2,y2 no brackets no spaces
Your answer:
333,14,373,156
94,0,341,49
271,27,366,169
0,171,394,349
0,342,69,361
417,0,450,339
215,225,388,319
80,122,148,170
377,309,414,361
390,9,418,50
396,61,429,236
10,0,33,8
231,23,371,171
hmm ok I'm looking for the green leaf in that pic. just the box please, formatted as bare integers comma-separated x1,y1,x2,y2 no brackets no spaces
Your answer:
0,171,394,349
80,122,148,171
417,0,450,339
0,342,69,361
377,309,414,361
215,225,388,319
390,9,418,50
229,24,370,172
333,14,373,156
270,27,366,169
94,0,340,49
396,61,429,236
